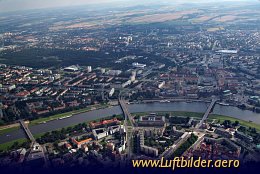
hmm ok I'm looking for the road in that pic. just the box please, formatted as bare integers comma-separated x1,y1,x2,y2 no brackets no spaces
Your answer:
119,99,134,127
196,98,218,129
118,91,135,159
160,132,191,159
19,120,35,142
19,120,49,167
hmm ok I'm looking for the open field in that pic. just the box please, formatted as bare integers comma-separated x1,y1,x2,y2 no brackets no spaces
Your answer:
110,11,147,18
214,15,238,22
193,15,215,23
49,22,98,31
65,22,97,29
129,10,200,23
207,27,224,32
47,9,260,30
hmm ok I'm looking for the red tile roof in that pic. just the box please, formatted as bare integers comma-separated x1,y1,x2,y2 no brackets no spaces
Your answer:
90,118,120,128
72,138,92,146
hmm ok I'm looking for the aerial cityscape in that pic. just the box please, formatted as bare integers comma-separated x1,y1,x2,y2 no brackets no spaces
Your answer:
0,0,260,173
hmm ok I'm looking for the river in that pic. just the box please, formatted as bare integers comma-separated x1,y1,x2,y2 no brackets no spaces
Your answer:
0,102,259,144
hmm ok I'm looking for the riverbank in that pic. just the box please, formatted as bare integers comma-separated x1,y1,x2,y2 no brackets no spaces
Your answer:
132,111,260,131
0,123,20,135
0,138,28,152
0,101,259,145
0,114,123,152
134,99,260,114
210,114,260,131
0,108,259,152
0,127,19,136
2,110,259,152
0,104,109,136
29,104,109,126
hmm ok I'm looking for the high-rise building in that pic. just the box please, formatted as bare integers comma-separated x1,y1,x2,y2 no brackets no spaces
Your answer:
87,66,92,73
130,71,136,82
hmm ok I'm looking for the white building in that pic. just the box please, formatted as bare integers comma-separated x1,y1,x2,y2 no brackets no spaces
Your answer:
87,66,92,73
92,128,109,140
64,65,79,72
132,62,146,68
107,70,122,76
100,68,106,74
130,71,136,82
122,80,132,88
158,81,165,89
109,88,115,97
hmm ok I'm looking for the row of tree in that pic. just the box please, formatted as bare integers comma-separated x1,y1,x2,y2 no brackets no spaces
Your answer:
172,133,198,157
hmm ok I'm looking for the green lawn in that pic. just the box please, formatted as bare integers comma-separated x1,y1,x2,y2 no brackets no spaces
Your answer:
133,111,204,118
34,133,46,139
0,138,28,151
0,126,20,136
169,111,204,118
209,114,260,131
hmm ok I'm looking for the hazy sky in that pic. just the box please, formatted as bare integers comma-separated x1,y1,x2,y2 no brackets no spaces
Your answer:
0,0,257,13
0,0,119,12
